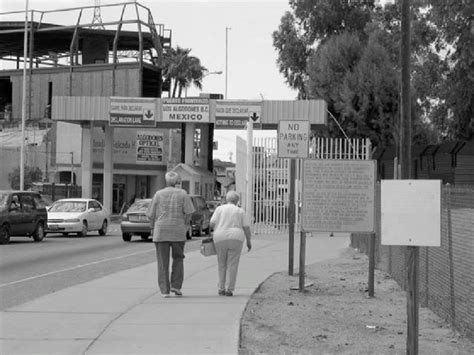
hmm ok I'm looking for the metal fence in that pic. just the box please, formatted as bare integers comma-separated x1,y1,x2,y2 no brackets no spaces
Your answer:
252,137,372,234
351,184,474,339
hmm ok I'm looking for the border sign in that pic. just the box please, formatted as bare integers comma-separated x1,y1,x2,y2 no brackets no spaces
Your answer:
278,120,309,158
162,98,210,122
109,97,156,127
215,100,261,129
136,130,163,164
302,160,376,232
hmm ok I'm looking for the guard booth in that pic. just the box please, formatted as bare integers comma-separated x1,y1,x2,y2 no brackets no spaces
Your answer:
171,163,215,200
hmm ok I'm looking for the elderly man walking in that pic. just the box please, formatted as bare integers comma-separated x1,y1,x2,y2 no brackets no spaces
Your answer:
147,172,195,297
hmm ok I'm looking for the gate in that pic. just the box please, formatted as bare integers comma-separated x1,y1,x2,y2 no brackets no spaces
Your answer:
252,137,372,234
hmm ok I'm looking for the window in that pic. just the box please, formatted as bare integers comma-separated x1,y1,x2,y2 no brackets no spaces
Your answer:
20,194,35,211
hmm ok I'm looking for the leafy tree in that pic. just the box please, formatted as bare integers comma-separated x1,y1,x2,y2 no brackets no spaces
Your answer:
8,166,43,190
426,0,474,139
274,0,472,143
162,46,207,98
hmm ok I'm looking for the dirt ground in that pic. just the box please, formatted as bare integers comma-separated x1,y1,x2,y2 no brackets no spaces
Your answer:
239,247,474,355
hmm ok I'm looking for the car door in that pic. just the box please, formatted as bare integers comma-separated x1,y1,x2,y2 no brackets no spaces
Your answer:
88,200,101,230
8,193,27,236
19,194,36,234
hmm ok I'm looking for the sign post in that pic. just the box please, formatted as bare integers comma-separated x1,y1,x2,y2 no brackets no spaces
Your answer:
277,120,309,279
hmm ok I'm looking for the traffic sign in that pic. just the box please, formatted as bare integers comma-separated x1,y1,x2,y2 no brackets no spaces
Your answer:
277,120,309,158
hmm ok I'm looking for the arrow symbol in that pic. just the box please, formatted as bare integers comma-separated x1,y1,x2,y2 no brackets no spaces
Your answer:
144,110,154,119
249,112,259,122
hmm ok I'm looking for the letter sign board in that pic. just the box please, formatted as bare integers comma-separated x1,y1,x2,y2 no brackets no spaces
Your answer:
278,120,309,158
381,180,441,246
161,98,210,122
109,97,157,127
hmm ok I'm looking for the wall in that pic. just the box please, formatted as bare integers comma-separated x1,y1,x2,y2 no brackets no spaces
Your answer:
351,184,474,339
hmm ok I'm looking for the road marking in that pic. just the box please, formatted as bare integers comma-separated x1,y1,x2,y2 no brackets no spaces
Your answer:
0,249,154,288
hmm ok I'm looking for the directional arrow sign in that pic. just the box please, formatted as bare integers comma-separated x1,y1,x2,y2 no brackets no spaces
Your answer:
144,109,154,120
249,111,260,123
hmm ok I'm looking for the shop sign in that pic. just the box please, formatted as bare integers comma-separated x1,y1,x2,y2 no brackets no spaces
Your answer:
136,130,164,163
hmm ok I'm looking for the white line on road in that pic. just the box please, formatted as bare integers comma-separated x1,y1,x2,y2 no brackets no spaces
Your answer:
0,249,154,288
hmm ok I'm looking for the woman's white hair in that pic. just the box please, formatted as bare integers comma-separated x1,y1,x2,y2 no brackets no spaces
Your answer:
165,171,180,186
226,190,240,205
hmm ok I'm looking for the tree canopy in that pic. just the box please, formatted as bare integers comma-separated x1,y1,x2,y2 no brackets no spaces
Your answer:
273,0,473,144
8,166,43,190
162,46,207,98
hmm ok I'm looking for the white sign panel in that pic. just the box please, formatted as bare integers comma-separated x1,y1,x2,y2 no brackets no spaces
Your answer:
162,98,210,122
302,160,376,232
381,180,441,246
215,100,262,129
109,97,156,127
278,120,309,158
136,130,163,164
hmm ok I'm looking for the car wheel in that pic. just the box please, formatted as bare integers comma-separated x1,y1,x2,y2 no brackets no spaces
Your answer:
98,220,108,236
0,225,10,244
77,221,88,237
32,222,45,242
122,233,132,242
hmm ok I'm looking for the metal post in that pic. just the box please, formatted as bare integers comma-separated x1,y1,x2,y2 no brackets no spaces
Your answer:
70,152,74,185
225,27,231,99
288,159,296,275
299,230,306,292
368,233,375,297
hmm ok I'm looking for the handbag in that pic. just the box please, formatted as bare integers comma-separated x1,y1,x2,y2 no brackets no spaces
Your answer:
200,237,216,256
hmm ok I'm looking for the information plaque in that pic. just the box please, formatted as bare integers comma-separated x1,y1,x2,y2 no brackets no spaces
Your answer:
302,160,376,232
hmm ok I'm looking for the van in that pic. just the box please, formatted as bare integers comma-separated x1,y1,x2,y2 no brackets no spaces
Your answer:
0,191,48,244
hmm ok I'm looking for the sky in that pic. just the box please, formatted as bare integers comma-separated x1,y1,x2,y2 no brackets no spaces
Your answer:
0,0,297,161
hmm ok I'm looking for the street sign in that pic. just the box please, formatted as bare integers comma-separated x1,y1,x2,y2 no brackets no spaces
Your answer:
215,100,262,129
109,97,156,127
161,98,210,122
277,120,310,158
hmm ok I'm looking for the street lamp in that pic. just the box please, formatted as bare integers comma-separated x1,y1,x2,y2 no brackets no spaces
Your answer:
203,70,223,78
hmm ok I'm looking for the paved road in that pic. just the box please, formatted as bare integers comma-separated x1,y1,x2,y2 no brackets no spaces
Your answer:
0,223,204,310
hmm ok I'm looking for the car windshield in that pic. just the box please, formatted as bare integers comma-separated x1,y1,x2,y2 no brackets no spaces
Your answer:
49,201,87,213
0,193,8,208
127,199,150,213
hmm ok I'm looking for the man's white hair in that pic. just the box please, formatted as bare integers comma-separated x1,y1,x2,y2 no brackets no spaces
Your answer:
165,171,180,186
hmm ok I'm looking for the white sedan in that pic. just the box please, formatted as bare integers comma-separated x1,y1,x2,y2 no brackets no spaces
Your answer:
47,198,110,237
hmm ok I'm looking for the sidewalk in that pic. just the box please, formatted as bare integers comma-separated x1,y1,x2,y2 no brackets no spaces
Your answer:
0,234,349,355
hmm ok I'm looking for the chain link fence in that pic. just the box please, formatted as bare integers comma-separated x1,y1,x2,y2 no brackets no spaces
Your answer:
351,184,474,339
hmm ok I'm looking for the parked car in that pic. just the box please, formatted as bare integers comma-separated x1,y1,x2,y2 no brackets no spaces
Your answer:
0,190,48,244
188,195,211,238
120,198,152,242
206,200,221,217
46,198,110,237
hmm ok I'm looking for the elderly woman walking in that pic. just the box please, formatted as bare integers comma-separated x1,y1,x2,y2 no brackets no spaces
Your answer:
210,191,252,296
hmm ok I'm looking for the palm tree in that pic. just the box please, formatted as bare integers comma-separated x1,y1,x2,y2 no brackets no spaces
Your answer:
162,46,207,97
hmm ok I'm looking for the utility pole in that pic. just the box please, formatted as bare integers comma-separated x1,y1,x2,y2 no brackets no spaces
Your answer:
400,0,417,354
20,0,29,191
